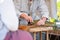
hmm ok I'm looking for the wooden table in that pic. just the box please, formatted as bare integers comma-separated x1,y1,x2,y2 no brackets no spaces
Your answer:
48,30,60,40
29,26,53,40
49,30,60,35
19,25,53,40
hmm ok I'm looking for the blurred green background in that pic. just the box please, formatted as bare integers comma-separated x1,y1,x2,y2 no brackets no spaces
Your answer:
57,0,60,20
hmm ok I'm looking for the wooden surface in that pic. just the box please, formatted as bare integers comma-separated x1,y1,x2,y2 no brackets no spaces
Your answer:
29,26,53,32
49,30,60,35
18,23,60,40
18,24,53,32
18,24,53,40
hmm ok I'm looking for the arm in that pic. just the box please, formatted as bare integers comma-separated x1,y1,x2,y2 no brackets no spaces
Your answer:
13,0,29,16
39,0,49,19
0,0,18,31
13,0,33,22
20,0,29,14
37,0,49,25
30,0,40,20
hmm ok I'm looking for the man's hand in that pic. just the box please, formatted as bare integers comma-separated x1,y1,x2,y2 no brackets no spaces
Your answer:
28,16,33,22
20,13,33,22
37,17,47,25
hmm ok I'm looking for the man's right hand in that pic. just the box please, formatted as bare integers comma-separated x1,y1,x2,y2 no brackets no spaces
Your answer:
20,13,33,22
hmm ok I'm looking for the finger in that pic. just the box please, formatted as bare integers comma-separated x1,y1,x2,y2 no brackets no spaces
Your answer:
29,18,33,22
28,16,33,22
36,21,41,25
25,17,29,22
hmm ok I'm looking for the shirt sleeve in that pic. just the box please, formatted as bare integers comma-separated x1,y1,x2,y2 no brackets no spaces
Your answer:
15,9,22,17
39,0,49,18
0,0,19,31
13,0,23,18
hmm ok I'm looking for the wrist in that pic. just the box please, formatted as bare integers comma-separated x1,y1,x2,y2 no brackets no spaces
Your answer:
20,13,28,19
41,17,47,22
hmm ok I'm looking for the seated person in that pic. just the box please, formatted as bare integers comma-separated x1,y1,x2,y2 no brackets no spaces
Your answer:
0,0,33,40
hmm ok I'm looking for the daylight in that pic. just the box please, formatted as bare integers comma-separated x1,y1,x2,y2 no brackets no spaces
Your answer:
57,0,60,2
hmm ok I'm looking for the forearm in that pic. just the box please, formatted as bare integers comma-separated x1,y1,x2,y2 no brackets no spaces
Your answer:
1,0,18,31
39,0,49,18
20,13,28,19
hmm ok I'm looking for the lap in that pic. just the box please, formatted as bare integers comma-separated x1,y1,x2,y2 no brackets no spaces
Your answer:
4,30,33,40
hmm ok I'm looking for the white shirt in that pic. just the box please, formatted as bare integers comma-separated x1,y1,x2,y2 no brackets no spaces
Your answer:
0,0,4,4
0,0,19,40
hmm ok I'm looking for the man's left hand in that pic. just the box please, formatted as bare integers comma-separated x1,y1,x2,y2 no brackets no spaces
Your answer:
36,17,47,25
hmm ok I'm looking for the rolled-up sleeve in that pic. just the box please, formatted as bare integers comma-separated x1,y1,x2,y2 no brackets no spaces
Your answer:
0,0,19,31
